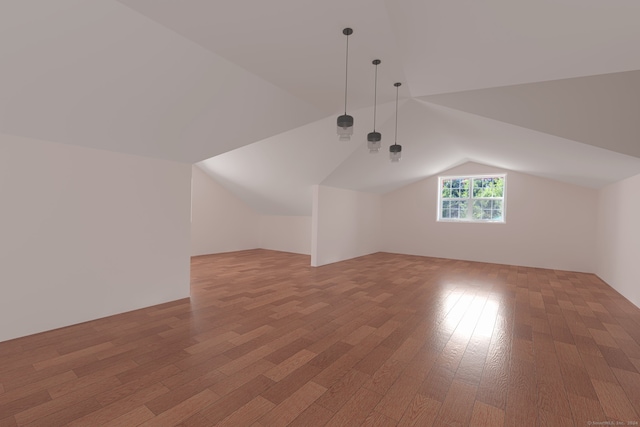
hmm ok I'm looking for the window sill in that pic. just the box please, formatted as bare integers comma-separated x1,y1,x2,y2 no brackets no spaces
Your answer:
437,219,506,224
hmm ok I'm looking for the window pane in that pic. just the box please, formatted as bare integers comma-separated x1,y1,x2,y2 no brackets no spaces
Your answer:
473,177,504,198
492,178,504,197
460,179,469,198
492,200,503,220
472,199,503,221
460,200,469,218
472,179,483,197
441,179,452,198
458,201,468,219
439,175,504,222
446,179,469,199
472,200,484,219
441,200,468,220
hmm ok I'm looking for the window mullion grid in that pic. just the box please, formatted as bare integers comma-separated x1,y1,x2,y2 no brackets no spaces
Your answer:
465,193,471,221
475,196,503,221
469,179,472,221
439,175,505,222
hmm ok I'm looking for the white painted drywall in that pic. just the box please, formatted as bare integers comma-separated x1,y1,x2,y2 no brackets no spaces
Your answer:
312,185,381,267
190,165,259,256
382,162,597,272
596,173,640,308
260,216,311,255
0,134,191,343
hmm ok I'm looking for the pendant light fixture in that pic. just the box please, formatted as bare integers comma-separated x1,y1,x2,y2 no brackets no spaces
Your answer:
337,28,354,141
367,59,382,153
389,82,402,162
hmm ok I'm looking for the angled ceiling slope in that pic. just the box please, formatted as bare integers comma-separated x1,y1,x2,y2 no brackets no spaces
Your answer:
3,1,640,217
423,71,640,159
198,102,398,216
115,0,408,113
119,0,640,106
0,0,323,163
324,99,640,193
185,0,640,215
386,0,640,96
201,98,640,216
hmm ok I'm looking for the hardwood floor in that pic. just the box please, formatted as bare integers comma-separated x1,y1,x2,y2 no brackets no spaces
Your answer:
1,249,640,426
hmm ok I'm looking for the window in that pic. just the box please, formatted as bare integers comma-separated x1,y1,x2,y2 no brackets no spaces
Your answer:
438,175,506,223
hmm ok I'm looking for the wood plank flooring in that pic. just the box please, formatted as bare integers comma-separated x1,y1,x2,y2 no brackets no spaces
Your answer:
1,249,640,426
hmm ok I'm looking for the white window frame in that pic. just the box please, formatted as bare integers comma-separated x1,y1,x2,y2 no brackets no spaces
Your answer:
437,174,507,223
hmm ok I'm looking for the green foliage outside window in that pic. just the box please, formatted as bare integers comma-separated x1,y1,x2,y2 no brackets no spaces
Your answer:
440,176,505,222
472,177,504,198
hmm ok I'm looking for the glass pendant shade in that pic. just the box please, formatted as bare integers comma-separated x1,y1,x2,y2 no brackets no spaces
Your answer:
389,144,402,162
367,131,381,153
337,114,354,141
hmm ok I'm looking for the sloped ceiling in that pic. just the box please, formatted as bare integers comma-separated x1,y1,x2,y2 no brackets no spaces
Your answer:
423,71,640,158
0,0,322,162
2,1,640,215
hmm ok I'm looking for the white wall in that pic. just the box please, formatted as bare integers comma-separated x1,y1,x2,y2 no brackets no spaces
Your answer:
382,162,597,272
0,134,191,343
191,165,258,256
260,216,311,255
312,185,381,267
191,168,311,256
596,173,640,308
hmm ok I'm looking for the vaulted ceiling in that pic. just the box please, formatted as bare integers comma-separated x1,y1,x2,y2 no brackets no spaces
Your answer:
2,1,640,215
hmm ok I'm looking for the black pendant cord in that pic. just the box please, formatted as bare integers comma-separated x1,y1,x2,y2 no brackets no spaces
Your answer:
394,83,400,146
373,61,378,131
344,31,350,115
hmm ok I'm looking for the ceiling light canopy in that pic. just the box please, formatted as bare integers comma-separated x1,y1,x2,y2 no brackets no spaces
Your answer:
390,82,402,162
367,59,382,153
337,28,354,141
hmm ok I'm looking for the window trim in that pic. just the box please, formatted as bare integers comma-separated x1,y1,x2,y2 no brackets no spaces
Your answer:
437,174,507,223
